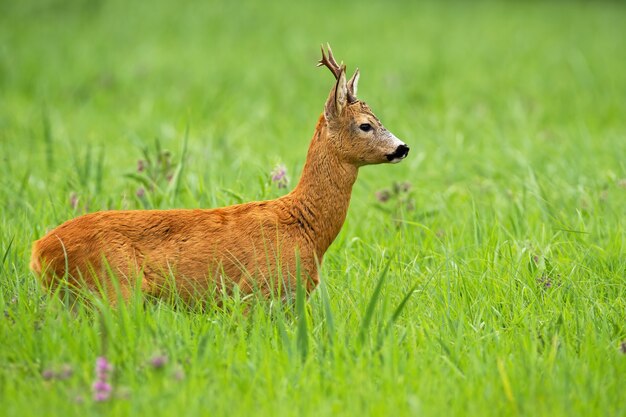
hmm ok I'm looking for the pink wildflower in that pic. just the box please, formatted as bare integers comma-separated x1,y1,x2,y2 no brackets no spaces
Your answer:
93,356,113,402
271,164,289,189
149,354,168,369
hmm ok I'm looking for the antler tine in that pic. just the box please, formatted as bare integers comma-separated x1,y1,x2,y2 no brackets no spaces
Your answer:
326,43,340,70
316,45,326,67
317,43,342,80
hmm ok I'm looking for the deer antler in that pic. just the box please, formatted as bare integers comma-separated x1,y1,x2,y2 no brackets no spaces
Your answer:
317,43,342,79
318,43,358,103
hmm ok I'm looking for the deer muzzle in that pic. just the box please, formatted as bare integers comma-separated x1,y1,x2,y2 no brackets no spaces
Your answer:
386,143,410,163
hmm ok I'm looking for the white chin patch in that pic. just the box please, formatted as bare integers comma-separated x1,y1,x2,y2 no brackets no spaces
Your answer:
389,156,406,164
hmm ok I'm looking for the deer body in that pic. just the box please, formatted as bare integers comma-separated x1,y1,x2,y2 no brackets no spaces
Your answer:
30,46,409,304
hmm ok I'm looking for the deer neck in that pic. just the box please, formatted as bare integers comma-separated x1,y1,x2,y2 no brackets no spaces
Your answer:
287,115,358,256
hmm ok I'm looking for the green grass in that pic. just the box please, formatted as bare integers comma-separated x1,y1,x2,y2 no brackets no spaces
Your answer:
1,0,625,416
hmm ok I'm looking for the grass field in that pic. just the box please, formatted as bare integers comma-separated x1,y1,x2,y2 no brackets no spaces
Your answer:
1,0,625,416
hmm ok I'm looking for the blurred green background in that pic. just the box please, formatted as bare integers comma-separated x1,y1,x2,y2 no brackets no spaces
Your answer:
1,1,625,416
2,1,624,200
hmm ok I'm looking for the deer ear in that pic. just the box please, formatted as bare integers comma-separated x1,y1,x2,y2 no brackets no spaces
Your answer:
348,68,360,99
324,66,348,121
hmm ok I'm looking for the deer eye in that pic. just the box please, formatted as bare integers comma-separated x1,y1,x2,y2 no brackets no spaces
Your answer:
359,123,372,132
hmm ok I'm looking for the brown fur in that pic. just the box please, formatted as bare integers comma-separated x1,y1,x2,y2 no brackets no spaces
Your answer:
30,47,408,304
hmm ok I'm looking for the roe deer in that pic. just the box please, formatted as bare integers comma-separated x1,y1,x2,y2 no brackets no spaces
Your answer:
30,45,410,304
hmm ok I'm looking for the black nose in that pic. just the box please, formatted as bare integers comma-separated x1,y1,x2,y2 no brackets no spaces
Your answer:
397,144,410,157
386,144,410,161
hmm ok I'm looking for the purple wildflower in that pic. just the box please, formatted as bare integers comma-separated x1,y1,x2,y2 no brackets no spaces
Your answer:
393,181,412,194
271,164,289,189
136,187,145,198
375,189,391,203
93,356,113,402
537,275,551,289
137,160,145,173
42,369,55,381
149,354,168,369
620,340,626,354
94,391,110,402
537,274,560,290
96,356,113,374
92,380,112,392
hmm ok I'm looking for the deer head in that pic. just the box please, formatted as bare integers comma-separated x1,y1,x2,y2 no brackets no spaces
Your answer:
318,44,409,166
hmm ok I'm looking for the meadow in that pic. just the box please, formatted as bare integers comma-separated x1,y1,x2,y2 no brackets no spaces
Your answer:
1,1,625,416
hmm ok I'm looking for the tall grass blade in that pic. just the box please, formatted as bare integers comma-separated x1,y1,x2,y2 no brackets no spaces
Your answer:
295,259,308,361
2,235,14,266
171,122,189,203
42,107,54,172
95,146,105,194
274,303,293,360
358,257,392,346
377,282,418,349
318,274,335,344
80,145,92,188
